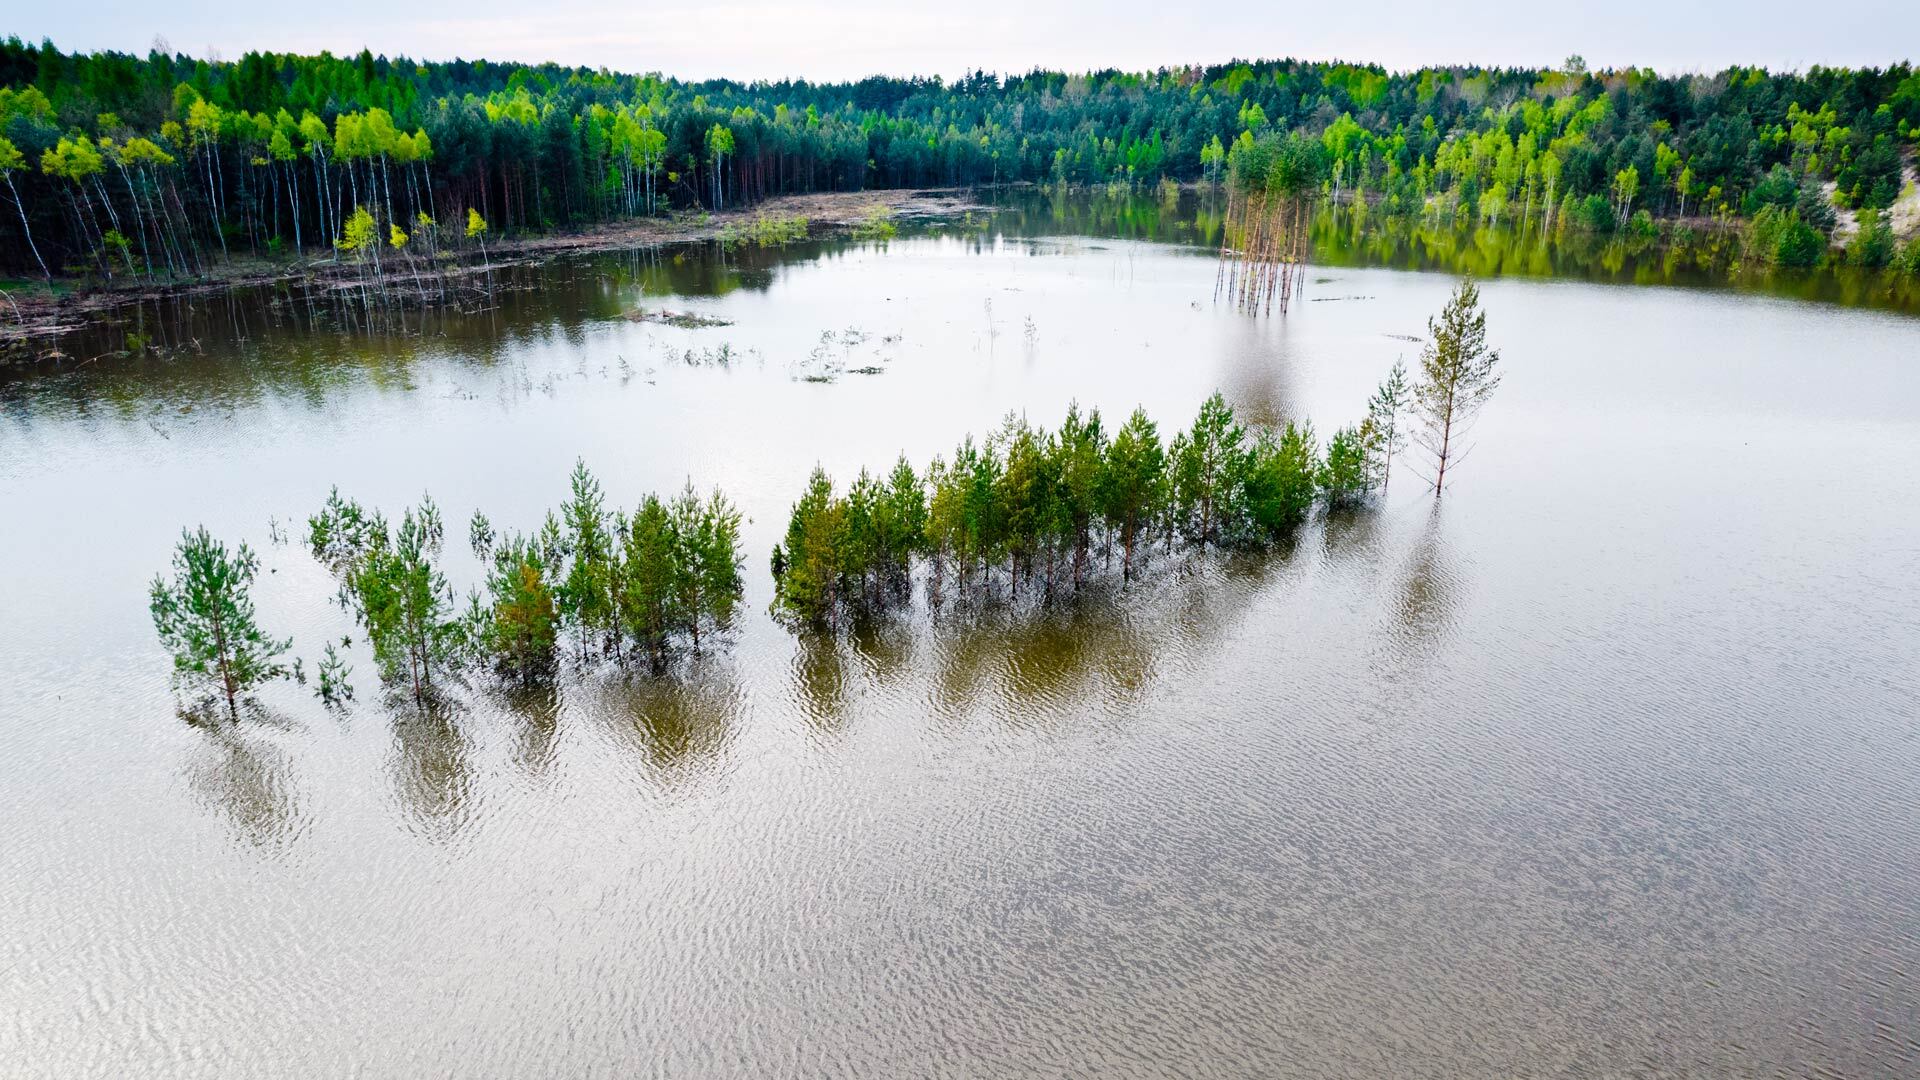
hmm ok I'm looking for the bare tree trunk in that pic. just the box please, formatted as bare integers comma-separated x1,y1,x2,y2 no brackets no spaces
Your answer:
6,175,51,281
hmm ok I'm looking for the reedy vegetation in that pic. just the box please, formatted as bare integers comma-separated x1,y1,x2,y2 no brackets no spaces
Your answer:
4,44,1918,280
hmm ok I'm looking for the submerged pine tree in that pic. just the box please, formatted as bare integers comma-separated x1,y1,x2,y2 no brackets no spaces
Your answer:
1412,280,1503,493
150,526,291,720
471,532,560,684
309,492,461,707
1365,359,1410,491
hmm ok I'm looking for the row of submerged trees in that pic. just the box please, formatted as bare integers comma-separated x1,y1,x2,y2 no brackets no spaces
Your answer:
150,462,744,720
6,43,1918,280
149,282,1500,716
772,282,1501,627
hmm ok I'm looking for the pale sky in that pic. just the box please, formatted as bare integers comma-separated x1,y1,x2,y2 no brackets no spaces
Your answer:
12,0,1917,83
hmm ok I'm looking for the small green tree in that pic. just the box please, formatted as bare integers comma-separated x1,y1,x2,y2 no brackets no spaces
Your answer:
772,467,846,626
1848,209,1897,269
1054,403,1107,586
881,454,928,581
325,496,460,706
315,642,354,705
1101,408,1167,579
475,534,560,683
1365,359,1410,490
1319,424,1374,506
150,527,291,720
669,484,744,649
559,460,614,659
337,204,380,281
1170,392,1244,547
1412,280,1503,493
1240,423,1320,537
621,494,683,664
465,207,489,260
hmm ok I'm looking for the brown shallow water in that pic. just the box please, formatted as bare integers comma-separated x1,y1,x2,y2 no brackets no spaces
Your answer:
2,204,1919,1077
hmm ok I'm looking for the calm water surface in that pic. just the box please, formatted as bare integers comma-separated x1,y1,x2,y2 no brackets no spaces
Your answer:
3,206,1919,1077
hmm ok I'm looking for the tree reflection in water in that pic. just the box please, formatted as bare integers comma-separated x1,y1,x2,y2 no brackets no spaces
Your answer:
185,711,309,854
387,699,475,841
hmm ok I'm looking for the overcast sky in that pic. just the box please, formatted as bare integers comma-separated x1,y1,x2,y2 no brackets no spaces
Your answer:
14,0,1917,82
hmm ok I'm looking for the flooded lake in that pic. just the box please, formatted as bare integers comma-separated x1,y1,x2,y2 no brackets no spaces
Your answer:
3,200,1919,1076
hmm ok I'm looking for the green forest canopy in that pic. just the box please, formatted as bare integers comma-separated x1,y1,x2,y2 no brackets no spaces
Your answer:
1,39,1916,276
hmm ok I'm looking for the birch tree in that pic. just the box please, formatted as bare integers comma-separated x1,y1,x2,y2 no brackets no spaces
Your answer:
0,135,49,280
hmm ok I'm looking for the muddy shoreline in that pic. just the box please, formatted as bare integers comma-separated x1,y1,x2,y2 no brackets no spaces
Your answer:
0,188,984,356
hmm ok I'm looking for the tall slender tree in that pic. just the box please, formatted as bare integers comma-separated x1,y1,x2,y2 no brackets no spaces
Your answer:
1365,359,1410,490
1101,408,1167,580
0,135,49,280
1412,281,1503,493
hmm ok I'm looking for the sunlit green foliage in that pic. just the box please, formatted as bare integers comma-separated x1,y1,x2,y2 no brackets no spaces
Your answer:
719,212,808,249
300,465,745,693
772,391,1373,627
1746,204,1826,267
5,43,1916,280
849,205,898,240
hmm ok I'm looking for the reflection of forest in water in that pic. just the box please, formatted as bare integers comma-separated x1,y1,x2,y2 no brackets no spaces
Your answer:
981,186,1920,313
12,188,1914,401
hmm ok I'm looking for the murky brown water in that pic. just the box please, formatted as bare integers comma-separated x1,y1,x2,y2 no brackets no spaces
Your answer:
3,201,1919,1077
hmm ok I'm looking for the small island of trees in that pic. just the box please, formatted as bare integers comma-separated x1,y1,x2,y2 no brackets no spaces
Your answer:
150,282,1500,717
151,462,745,719
772,281,1499,627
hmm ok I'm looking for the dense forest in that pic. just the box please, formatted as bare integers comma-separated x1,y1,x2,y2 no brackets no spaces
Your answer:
4,38,1918,281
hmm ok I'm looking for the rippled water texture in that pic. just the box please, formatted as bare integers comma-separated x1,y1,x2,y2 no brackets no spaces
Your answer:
3,206,1919,1077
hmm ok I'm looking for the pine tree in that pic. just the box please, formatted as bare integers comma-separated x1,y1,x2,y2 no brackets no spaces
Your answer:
1054,403,1107,586
559,460,613,659
476,534,559,683
150,527,291,720
670,485,743,649
1101,408,1166,580
621,494,681,665
1412,280,1502,493
1319,424,1373,506
1241,423,1320,537
772,467,845,627
1170,392,1244,546
338,496,460,706
1365,359,1410,490
315,642,354,705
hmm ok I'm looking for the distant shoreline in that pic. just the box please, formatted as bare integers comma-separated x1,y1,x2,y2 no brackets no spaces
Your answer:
0,188,985,355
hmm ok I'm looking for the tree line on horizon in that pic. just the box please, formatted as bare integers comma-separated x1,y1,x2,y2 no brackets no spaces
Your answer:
5,40,1918,281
